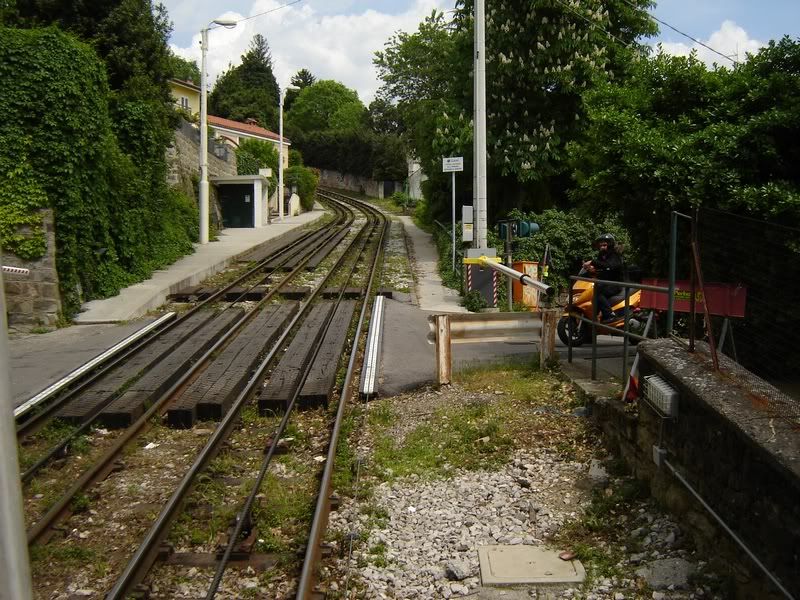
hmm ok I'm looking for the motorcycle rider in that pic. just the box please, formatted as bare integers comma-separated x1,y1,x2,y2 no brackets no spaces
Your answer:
582,233,623,323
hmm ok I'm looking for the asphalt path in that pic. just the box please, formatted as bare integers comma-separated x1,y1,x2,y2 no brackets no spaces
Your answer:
377,296,633,397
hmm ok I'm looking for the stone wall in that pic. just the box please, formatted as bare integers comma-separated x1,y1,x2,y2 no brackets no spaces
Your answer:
589,338,799,598
3,209,62,331
166,119,237,228
318,169,384,199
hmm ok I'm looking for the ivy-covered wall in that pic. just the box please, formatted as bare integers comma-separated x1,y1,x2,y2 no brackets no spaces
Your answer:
0,27,198,317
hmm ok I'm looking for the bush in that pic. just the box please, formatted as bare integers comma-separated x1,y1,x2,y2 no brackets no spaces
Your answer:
285,165,319,211
462,290,487,312
390,191,416,212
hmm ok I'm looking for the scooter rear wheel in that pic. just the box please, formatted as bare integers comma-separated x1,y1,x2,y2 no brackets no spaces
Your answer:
557,316,592,347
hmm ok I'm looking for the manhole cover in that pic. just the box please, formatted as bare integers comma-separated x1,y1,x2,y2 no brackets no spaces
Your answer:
478,545,586,585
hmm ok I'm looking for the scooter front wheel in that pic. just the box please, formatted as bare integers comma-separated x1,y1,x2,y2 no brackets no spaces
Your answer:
557,315,592,347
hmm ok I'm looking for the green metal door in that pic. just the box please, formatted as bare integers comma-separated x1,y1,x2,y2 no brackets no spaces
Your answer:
219,184,255,228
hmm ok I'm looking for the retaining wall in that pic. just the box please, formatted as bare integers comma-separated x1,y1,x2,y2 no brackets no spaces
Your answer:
318,169,383,199
3,209,62,331
590,338,799,598
166,119,237,227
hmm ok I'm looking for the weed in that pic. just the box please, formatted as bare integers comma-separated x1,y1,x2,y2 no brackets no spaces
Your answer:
367,400,393,427
70,493,90,514
29,543,97,565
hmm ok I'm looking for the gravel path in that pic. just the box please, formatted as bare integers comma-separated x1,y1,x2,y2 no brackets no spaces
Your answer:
323,382,725,600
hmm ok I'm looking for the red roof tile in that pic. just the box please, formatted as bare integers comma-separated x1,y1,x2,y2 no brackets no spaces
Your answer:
208,115,289,144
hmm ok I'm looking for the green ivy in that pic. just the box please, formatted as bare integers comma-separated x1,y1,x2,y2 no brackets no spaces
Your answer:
0,27,197,315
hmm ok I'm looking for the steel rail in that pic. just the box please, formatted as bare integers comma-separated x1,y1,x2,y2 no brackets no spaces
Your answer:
105,194,377,599
18,203,353,482
26,199,356,546
204,196,385,599
296,192,390,599
15,205,341,440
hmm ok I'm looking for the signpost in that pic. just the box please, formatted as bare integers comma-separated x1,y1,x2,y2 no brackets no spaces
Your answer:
443,157,464,271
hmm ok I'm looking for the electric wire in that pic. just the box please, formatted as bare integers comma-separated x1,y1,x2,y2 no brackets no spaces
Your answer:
227,0,302,26
616,0,737,64
552,0,738,66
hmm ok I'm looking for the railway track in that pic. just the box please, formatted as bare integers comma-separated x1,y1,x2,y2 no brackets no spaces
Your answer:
22,190,391,599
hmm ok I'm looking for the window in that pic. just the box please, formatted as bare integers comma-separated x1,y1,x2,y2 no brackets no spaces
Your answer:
180,96,190,110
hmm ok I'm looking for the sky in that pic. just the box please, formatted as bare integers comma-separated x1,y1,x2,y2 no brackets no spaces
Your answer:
162,0,800,104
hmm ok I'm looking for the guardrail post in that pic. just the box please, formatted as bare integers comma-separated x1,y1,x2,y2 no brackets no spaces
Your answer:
539,308,558,368
435,314,451,385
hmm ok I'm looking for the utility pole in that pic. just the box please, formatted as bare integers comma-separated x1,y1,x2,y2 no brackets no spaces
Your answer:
474,0,488,250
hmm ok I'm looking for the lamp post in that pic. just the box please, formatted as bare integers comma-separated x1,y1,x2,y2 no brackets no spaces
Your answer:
278,88,285,221
278,86,298,221
199,19,237,244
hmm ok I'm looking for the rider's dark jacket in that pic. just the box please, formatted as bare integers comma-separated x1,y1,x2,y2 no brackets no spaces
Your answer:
592,250,623,294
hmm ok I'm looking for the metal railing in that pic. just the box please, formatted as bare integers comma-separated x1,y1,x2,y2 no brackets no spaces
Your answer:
565,276,671,382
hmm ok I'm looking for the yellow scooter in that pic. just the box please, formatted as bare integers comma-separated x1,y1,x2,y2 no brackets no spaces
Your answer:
557,268,643,346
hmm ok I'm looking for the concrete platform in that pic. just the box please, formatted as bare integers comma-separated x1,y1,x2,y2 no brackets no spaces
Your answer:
478,545,585,586
75,212,324,324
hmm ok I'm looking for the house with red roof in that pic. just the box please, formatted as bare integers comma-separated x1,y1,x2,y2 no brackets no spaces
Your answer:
208,115,290,170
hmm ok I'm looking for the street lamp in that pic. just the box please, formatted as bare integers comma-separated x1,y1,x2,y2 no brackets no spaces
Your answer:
199,18,237,244
278,86,298,222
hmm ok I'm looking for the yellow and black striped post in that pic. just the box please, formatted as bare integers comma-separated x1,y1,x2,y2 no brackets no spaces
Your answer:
463,256,501,308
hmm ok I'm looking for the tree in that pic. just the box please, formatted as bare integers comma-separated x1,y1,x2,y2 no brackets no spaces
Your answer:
167,50,199,84
568,39,800,273
209,33,280,130
374,2,657,221
291,67,316,88
286,80,365,133
367,96,403,135
284,67,316,111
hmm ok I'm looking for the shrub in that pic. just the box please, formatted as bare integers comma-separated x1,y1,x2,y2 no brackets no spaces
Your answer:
285,165,319,212
390,191,416,212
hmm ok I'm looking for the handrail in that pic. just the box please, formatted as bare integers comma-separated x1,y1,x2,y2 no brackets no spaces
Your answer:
569,275,669,294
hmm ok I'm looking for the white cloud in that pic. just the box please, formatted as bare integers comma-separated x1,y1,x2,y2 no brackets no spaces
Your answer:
656,20,764,67
170,0,449,104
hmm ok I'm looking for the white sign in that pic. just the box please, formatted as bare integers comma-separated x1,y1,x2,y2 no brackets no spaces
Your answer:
462,222,474,242
442,156,464,172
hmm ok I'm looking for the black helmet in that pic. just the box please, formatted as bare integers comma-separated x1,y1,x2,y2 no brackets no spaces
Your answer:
595,233,616,249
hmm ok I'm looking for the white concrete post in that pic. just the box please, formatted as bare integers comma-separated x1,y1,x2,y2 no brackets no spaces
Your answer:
475,0,488,249
0,260,33,600
278,89,285,221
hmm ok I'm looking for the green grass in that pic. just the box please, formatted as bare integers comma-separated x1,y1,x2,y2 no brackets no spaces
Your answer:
18,418,90,472
370,401,513,480
30,543,98,565
253,471,315,553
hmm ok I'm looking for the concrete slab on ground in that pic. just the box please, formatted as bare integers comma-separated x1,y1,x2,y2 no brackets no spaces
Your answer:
478,545,586,586
75,211,324,324
378,298,545,397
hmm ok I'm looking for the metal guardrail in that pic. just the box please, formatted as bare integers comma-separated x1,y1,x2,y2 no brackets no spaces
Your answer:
428,310,558,384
